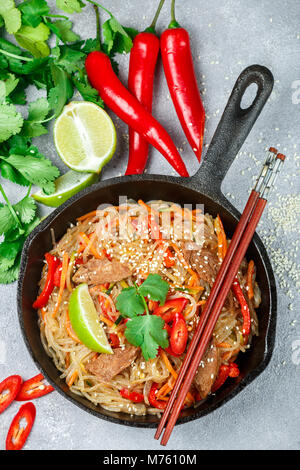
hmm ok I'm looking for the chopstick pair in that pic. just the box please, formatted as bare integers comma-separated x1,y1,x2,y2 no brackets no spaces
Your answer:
155,147,285,446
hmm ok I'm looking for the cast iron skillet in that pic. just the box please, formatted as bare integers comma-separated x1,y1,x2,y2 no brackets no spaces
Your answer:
18,64,276,428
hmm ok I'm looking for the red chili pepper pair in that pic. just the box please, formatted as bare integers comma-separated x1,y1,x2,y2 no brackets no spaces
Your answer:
212,363,240,393
33,253,60,309
154,298,188,356
125,0,205,174
1,373,54,450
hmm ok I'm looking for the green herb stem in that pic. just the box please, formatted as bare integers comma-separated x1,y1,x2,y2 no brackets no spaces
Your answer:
93,5,102,51
0,49,33,62
86,0,113,18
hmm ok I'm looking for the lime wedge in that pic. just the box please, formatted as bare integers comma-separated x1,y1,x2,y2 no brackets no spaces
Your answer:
54,101,117,173
33,170,98,207
69,284,113,354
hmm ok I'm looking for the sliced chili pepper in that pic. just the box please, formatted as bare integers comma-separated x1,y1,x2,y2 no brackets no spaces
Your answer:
120,388,144,403
53,262,62,287
126,1,164,174
160,0,205,162
232,279,251,336
109,333,120,348
164,248,175,268
75,256,84,266
170,312,188,355
212,363,240,393
0,375,22,414
154,298,188,323
16,373,54,401
6,402,36,450
85,51,189,177
148,383,166,409
246,260,255,300
33,253,60,309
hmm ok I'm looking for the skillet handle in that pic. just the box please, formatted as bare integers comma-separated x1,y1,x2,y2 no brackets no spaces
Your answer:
191,64,274,195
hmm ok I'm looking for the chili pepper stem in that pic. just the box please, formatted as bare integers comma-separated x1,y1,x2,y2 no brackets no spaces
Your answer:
93,5,102,51
145,0,166,34
169,0,180,29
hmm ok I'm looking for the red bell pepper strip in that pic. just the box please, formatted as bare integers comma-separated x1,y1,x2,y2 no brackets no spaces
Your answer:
6,402,36,450
148,383,166,409
120,388,144,403
53,261,62,287
85,51,189,177
33,253,60,309
125,1,164,175
170,312,188,355
212,363,240,393
232,279,251,336
154,298,188,323
16,373,54,401
0,375,22,414
160,0,205,162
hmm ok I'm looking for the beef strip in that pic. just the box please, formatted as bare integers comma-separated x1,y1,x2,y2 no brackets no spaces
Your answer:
193,343,220,398
72,258,132,286
182,242,219,285
86,346,138,383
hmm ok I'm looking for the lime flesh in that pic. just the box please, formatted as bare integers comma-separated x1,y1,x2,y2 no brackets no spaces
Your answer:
33,171,98,207
69,284,112,354
54,101,116,173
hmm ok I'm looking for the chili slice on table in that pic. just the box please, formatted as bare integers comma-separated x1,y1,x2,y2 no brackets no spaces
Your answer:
6,402,36,450
16,373,54,401
33,253,60,309
120,388,144,403
0,375,22,414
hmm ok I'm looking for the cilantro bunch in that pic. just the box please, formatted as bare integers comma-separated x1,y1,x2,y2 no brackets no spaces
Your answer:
0,0,138,283
116,274,170,361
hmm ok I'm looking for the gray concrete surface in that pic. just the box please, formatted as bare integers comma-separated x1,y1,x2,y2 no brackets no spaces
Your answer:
0,0,299,450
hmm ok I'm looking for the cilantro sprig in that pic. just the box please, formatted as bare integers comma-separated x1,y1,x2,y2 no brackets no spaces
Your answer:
116,274,170,361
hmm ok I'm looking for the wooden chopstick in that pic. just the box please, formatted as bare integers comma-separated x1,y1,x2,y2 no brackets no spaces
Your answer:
155,150,285,446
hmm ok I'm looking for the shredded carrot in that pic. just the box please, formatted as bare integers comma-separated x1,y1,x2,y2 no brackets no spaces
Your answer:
170,242,198,279
67,370,78,387
214,214,228,260
77,210,99,221
217,342,232,348
157,382,172,399
197,300,206,306
65,352,70,368
247,260,255,300
160,350,194,403
99,314,114,328
137,199,159,216
65,311,82,343
52,252,69,318
78,232,102,259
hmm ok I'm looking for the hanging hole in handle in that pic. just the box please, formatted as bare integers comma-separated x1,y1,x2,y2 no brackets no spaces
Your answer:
240,82,259,110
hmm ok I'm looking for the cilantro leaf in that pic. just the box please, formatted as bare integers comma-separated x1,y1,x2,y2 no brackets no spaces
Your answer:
0,203,15,235
22,97,50,137
53,45,85,73
48,64,73,117
116,286,145,318
4,153,60,194
56,0,86,14
0,160,30,186
0,0,21,34
138,273,169,305
0,254,20,283
15,23,51,58
0,102,23,143
125,315,169,361
72,75,104,107
46,19,80,43
18,0,50,28
102,16,133,56
14,195,37,224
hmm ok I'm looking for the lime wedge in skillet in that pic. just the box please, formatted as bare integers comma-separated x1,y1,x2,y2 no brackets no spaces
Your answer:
54,101,116,173
33,170,98,207
69,284,113,354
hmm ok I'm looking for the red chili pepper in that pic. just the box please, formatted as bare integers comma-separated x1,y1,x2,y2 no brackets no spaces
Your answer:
0,375,22,414
6,402,36,450
75,256,84,265
154,298,188,323
16,373,54,401
126,1,165,174
53,262,62,287
232,279,251,336
85,51,189,177
212,363,240,393
33,253,60,309
109,333,120,348
120,388,144,403
148,383,166,409
170,312,188,355
160,0,205,161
